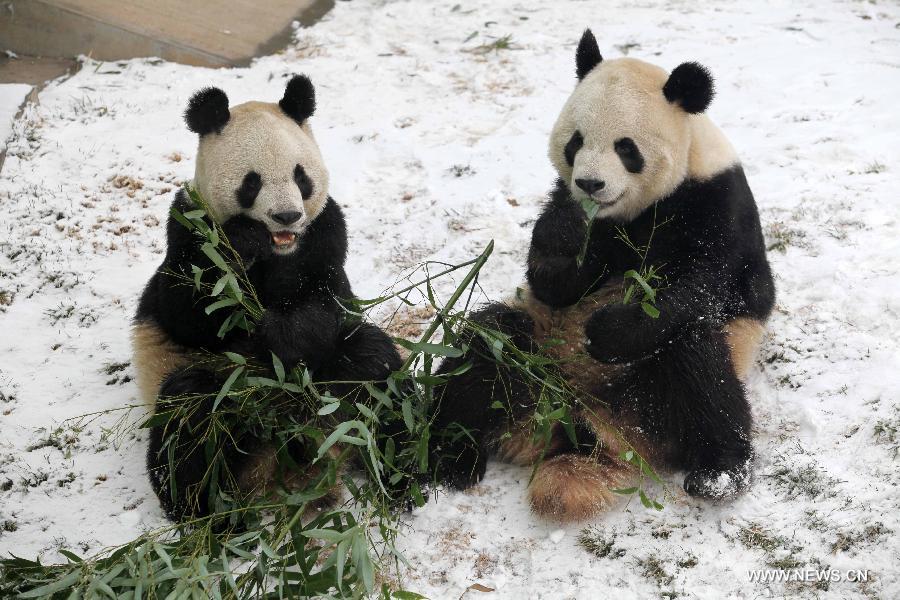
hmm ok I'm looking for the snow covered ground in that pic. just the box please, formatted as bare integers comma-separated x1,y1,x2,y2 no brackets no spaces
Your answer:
0,84,32,156
1,0,899,598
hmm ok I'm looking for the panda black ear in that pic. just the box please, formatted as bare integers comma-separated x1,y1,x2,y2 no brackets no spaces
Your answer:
576,29,603,80
663,62,715,114
279,74,316,125
184,87,230,135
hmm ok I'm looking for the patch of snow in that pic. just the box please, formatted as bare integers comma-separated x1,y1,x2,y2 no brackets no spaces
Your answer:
0,83,31,155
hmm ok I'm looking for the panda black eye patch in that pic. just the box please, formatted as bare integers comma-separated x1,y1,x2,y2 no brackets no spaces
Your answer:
294,164,314,199
614,137,645,173
564,130,584,167
236,171,262,208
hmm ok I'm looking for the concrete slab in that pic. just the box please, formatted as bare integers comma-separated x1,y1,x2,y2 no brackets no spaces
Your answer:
0,54,78,86
0,0,334,67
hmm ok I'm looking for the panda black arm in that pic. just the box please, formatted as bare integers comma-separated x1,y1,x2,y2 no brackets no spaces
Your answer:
526,180,613,308
254,290,343,372
138,190,248,349
584,258,734,363
252,198,351,371
584,170,773,363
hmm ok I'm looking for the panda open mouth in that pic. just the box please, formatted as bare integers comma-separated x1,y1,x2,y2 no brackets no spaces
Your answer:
594,191,625,208
271,231,297,249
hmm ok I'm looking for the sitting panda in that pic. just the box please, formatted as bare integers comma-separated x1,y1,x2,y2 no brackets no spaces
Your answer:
132,75,401,522
431,30,775,521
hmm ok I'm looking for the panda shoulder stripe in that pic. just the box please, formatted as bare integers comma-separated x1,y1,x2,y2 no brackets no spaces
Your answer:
687,114,740,181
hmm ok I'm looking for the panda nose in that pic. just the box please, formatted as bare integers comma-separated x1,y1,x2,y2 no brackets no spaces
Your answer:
575,178,606,195
271,211,303,226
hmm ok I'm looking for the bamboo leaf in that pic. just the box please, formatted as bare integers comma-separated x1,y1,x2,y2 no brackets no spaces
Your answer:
335,538,350,590
641,302,660,318
211,275,228,297
316,421,356,460
271,352,285,384
58,550,83,563
338,435,367,446
244,376,279,387
223,352,246,365
354,533,375,593
624,269,657,302
639,489,656,509
364,383,393,410
303,528,349,543
213,366,244,411
401,398,414,433
395,339,463,358
201,242,229,271
317,402,339,416
392,592,428,600
170,208,196,231
18,570,81,598
204,297,238,315
192,265,203,290
355,402,377,421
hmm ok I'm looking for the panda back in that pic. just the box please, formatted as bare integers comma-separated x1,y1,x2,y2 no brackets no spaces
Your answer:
131,319,194,409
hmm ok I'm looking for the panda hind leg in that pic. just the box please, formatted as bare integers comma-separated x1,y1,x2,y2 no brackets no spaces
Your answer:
528,453,633,521
609,323,754,500
527,418,634,521
147,367,230,523
430,303,538,490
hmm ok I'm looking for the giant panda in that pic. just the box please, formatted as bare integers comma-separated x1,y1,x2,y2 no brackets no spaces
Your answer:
430,30,775,521
132,75,401,522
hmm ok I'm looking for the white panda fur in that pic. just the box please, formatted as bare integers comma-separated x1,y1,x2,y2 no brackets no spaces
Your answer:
194,101,329,232
548,57,739,223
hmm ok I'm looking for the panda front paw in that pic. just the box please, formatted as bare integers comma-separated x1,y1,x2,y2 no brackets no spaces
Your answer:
221,215,273,266
684,465,751,500
531,203,587,258
583,303,652,362
435,442,488,491
254,311,305,370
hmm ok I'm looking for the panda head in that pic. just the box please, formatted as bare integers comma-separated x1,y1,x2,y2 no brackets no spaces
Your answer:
549,30,737,222
185,75,329,255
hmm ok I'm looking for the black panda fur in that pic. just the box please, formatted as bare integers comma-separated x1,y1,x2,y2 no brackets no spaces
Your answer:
134,79,401,523
430,33,775,521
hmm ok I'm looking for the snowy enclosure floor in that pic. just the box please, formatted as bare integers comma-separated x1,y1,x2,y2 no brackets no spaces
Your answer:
0,84,31,155
1,1,899,598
